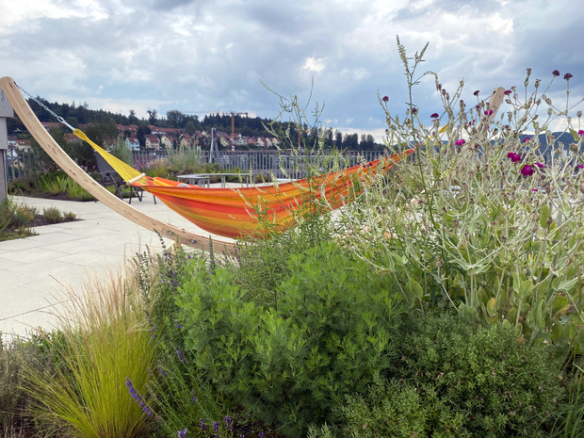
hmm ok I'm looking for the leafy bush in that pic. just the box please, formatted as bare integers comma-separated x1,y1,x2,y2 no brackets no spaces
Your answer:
340,38,584,350
175,242,405,437
308,313,566,438
13,204,36,227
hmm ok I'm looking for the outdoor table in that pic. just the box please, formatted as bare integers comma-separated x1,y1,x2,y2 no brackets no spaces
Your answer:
177,172,253,188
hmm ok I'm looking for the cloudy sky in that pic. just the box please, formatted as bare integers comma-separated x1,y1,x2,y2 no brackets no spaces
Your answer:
1,0,583,140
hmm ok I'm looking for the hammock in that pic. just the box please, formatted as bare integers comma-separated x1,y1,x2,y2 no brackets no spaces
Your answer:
74,129,415,238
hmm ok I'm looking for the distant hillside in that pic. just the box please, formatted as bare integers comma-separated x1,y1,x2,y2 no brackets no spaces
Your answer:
6,97,386,151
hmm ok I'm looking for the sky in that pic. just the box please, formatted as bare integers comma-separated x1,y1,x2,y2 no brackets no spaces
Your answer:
1,0,584,141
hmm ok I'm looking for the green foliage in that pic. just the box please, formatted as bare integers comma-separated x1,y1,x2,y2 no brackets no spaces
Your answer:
308,314,566,438
42,207,62,224
340,37,584,351
66,180,95,201
552,366,584,438
13,204,36,227
25,274,156,438
167,145,205,174
175,242,405,437
0,198,36,241
109,137,133,165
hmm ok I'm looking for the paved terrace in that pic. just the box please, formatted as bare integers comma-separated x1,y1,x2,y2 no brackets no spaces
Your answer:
0,194,234,340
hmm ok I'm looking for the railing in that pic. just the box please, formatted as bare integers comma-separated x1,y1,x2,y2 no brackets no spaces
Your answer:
5,149,39,181
6,148,388,182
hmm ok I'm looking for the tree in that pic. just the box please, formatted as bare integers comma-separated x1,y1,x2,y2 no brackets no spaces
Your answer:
147,109,158,125
184,121,196,136
129,110,138,125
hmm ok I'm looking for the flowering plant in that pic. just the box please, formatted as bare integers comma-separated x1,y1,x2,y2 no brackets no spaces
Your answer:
339,37,584,349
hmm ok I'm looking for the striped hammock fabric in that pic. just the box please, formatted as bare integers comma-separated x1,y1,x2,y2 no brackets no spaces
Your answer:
74,129,414,239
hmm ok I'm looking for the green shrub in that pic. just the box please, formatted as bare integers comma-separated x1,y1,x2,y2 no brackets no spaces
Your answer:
42,207,62,224
13,205,36,227
176,242,405,437
63,211,77,221
66,181,95,201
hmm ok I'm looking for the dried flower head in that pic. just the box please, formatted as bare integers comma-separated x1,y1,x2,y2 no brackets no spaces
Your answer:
552,70,560,77
473,90,480,96
382,96,389,102
564,73,574,80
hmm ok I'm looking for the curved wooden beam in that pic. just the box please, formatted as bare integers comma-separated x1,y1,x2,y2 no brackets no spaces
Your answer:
0,76,236,253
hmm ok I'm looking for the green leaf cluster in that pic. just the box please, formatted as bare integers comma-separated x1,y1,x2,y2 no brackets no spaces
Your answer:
175,242,405,437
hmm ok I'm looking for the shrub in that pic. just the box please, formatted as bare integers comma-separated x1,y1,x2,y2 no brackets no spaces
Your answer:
340,37,584,350
42,207,62,224
25,274,156,438
307,314,567,438
13,204,36,227
175,242,405,437
66,180,95,201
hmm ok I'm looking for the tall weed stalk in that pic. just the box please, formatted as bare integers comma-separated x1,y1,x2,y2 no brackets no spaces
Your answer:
340,37,584,351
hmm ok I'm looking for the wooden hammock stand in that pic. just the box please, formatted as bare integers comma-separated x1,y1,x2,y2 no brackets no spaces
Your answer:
0,76,236,253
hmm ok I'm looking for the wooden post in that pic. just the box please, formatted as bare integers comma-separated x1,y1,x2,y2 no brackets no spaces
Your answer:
0,89,14,203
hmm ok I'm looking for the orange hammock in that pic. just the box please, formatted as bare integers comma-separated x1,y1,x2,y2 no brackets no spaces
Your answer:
74,130,414,238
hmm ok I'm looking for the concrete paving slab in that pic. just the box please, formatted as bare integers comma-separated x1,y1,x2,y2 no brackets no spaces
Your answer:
0,195,234,341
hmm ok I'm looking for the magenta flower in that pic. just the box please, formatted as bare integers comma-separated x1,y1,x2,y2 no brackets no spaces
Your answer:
382,96,389,102
455,139,466,146
564,73,573,80
552,70,560,77
521,165,535,176
578,129,584,136
484,109,493,116
578,164,584,169
523,137,531,143
507,152,521,162
504,90,512,95
430,113,439,118
535,162,545,168
473,90,480,96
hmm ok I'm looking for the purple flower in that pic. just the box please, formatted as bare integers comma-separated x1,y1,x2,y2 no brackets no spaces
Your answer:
177,349,185,362
532,189,538,192
213,421,220,434
535,162,545,168
430,113,439,119
504,89,512,95
473,90,480,96
579,130,584,137
125,378,153,417
521,164,535,176
382,96,389,102
564,73,573,80
484,109,493,116
259,432,265,438
455,139,466,146
552,70,560,77
178,428,187,438
507,152,521,163
200,419,207,431
522,137,531,143
578,164,584,169
225,416,233,432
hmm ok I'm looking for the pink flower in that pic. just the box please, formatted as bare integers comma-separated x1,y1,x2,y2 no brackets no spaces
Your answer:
522,137,531,143
552,70,560,77
455,139,466,146
504,90,512,95
507,152,521,162
535,162,545,168
430,113,439,118
578,164,584,169
578,130,584,137
382,96,389,102
521,165,535,176
484,109,493,116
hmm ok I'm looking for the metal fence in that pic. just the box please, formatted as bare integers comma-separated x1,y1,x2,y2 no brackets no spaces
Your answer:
6,148,388,182
5,149,39,181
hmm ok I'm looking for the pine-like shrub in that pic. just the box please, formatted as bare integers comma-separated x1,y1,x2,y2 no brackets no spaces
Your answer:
327,313,566,438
